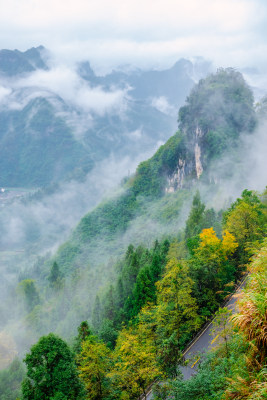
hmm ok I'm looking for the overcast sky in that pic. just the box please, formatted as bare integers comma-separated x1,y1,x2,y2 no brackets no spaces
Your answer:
0,0,267,73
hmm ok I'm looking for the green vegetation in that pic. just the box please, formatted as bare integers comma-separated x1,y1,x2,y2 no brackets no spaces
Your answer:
21,333,85,400
1,68,266,399
0,358,25,400
179,68,256,163
48,262,64,291
131,131,186,197
50,68,256,279
0,97,92,187
17,279,40,312
18,188,266,399
153,237,267,400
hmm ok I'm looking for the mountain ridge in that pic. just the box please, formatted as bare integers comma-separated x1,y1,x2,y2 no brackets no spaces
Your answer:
0,46,210,188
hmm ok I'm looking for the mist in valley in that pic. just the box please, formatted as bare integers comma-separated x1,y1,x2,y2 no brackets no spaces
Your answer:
0,49,204,362
0,32,267,378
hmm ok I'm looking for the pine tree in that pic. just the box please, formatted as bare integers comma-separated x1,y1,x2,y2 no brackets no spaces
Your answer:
131,266,154,317
48,262,63,290
104,285,115,321
73,321,92,354
185,191,205,239
92,295,102,332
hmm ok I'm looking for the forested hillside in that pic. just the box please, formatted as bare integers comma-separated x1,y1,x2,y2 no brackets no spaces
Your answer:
0,68,266,399
7,187,265,400
50,68,257,275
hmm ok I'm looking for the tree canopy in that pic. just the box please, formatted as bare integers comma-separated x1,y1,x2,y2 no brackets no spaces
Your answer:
22,333,85,400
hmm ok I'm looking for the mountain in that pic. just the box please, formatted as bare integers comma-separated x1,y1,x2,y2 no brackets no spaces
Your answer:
0,97,91,187
79,57,210,105
0,46,210,188
4,67,259,345
51,68,256,272
0,63,266,399
0,46,48,76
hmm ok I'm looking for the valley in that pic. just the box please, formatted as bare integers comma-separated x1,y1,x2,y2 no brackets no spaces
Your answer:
0,49,266,400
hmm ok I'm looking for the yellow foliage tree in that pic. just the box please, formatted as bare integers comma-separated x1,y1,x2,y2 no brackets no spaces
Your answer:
198,227,238,261
137,304,158,345
154,259,200,376
78,339,111,400
109,327,161,399
190,228,238,314
222,230,239,257
156,259,199,338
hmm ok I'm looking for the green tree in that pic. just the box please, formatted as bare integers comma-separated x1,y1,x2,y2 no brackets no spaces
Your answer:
0,358,25,400
185,191,205,239
48,262,63,290
73,321,92,354
122,246,142,298
17,279,40,312
21,333,84,400
125,266,155,320
103,285,115,321
99,319,118,349
150,253,162,283
224,190,267,260
92,295,102,332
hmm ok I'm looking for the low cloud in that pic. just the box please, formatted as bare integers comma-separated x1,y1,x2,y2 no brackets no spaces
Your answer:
151,96,177,116
0,86,11,104
5,67,129,116
0,0,266,76
127,128,143,140
0,139,163,256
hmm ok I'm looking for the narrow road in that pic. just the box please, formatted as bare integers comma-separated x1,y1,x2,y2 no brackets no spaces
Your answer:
145,278,247,399
180,290,238,379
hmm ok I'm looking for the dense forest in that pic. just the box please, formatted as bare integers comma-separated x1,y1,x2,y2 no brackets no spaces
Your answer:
0,68,266,399
2,187,265,399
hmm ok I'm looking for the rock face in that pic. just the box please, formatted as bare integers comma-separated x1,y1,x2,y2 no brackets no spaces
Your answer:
165,158,186,193
165,125,204,193
194,125,204,179
194,143,203,179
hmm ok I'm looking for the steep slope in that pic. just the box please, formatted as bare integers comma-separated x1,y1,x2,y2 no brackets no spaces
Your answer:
0,97,91,187
1,67,266,400
1,67,265,372
52,68,256,276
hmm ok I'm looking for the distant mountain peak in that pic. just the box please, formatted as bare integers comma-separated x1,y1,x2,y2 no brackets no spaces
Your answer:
0,45,48,77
